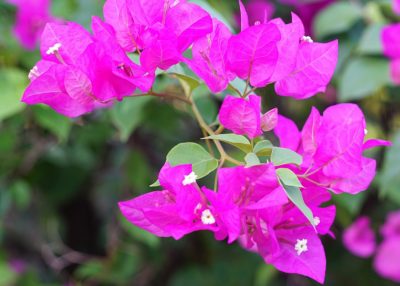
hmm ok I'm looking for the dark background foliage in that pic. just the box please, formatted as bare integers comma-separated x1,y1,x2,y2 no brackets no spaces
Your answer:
0,0,400,285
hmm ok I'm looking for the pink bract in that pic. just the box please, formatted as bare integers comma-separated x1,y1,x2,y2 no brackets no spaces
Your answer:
22,20,154,117
104,0,212,71
208,164,288,243
218,95,262,139
374,237,400,283
242,184,334,283
186,19,233,93
261,108,278,132
226,22,281,87
275,40,339,99
343,216,376,258
165,2,212,53
209,164,334,283
23,64,100,117
274,104,390,194
381,210,400,239
119,163,217,240
40,22,93,65
382,24,400,59
268,13,304,82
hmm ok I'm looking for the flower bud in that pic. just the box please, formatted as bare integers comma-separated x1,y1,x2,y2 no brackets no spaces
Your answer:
261,108,278,132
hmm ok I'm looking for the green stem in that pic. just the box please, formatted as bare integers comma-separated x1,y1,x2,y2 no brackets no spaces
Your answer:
191,98,242,166
129,92,192,105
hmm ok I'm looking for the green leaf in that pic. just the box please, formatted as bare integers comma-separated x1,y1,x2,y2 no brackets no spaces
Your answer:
245,152,260,167
357,24,385,55
0,261,17,286
166,142,218,179
10,180,31,210
271,147,302,166
190,0,233,31
76,260,104,280
194,95,218,125
171,73,200,97
276,168,303,188
254,264,278,286
364,2,387,25
149,180,160,187
333,192,366,217
253,140,273,156
110,96,152,142
204,134,252,153
339,57,391,101
0,68,27,121
314,2,362,39
32,105,72,141
281,182,315,227
379,131,400,205
227,78,247,96
124,150,152,190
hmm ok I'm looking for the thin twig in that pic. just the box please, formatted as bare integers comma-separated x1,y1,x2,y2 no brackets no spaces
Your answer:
126,92,192,105
191,99,242,166
214,125,225,135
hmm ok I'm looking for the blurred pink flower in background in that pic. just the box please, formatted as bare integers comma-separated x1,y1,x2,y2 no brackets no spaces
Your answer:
381,23,400,85
8,259,27,274
343,216,376,258
6,0,56,50
380,210,400,239
374,238,400,283
344,211,400,283
374,211,400,283
394,0,400,14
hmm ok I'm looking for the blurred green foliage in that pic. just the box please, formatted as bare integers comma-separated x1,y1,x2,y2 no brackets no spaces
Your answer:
0,0,400,285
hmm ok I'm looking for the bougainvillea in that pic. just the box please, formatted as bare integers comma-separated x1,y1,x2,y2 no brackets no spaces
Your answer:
343,216,376,258
18,0,391,284
6,0,56,49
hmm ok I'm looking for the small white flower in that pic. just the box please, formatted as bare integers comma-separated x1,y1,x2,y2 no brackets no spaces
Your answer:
28,66,39,80
201,209,215,225
313,216,321,226
254,21,261,26
46,43,62,55
295,238,308,256
182,171,198,186
171,0,180,7
301,36,314,43
194,203,202,214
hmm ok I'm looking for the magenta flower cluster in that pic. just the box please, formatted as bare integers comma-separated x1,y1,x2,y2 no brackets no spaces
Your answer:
6,0,56,50
121,100,389,283
17,0,391,284
343,211,400,283
21,0,339,117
